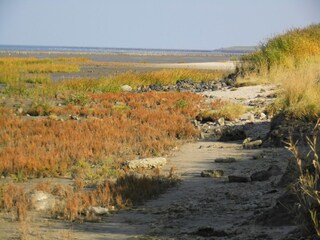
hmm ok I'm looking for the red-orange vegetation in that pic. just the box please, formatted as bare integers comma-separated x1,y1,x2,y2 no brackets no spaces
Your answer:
0,92,201,177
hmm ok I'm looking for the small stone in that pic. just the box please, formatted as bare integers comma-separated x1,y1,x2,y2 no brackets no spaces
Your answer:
201,170,224,178
260,112,267,120
248,113,255,122
243,140,263,149
121,85,132,92
228,175,251,183
214,157,236,163
70,115,80,120
17,108,24,114
251,170,271,181
217,117,225,126
88,206,109,215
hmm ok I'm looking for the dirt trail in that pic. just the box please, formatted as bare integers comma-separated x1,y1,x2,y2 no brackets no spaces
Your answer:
1,85,296,240
44,137,294,239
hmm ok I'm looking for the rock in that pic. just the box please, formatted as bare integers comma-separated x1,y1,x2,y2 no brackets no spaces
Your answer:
260,112,267,120
121,85,132,92
219,127,246,142
242,137,252,144
201,170,224,178
267,165,282,176
88,206,109,215
250,170,271,181
30,191,56,211
70,115,80,120
214,157,236,163
243,139,263,149
17,108,24,114
217,117,225,126
228,175,251,183
124,157,167,169
248,113,255,121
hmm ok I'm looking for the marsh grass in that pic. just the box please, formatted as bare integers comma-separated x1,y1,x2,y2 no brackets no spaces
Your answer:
0,92,201,177
0,57,86,84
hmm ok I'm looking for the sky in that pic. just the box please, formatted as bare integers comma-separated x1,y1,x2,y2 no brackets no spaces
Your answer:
0,0,319,50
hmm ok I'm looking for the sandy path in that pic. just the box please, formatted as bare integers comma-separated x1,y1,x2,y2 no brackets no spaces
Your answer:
36,139,293,239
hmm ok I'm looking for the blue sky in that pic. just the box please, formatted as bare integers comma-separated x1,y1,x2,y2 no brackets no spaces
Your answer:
0,0,319,50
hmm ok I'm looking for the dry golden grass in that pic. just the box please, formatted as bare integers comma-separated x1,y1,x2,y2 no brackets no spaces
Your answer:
56,68,229,94
266,62,320,120
199,99,246,121
287,120,320,237
235,24,320,120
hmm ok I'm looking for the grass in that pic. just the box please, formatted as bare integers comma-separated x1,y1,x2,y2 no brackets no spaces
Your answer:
235,24,320,120
0,57,88,84
0,56,229,100
287,121,320,237
198,99,247,122
267,62,320,120
0,92,201,177
238,24,320,77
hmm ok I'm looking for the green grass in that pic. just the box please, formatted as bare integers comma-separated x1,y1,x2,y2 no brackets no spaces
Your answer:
238,24,320,77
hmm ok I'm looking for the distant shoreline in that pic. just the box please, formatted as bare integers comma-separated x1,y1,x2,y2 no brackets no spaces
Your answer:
0,44,254,55
0,50,237,64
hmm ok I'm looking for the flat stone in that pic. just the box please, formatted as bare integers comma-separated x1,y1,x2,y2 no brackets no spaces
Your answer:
228,175,251,183
121,85,132,92
243,140,263,149
30,191,56,212
124,157,167,169
214,157,236,163
88,206,109,215
251,170,271,181
201,170,224,178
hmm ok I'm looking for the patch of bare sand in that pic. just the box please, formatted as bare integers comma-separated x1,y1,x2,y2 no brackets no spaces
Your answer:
145,61,236,70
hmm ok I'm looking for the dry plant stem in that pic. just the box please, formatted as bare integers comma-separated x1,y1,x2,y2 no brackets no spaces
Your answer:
287,119,320,236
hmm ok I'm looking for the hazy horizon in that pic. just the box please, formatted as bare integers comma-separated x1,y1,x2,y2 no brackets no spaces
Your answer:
1,0,319,50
